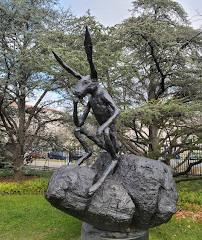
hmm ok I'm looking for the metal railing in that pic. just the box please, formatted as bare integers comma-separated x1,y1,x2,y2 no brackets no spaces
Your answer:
25,148,202,176
170,150,202,176
24,147,85,170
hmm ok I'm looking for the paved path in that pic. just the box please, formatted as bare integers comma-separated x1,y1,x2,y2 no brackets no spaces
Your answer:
25,159,91,170
32,159,69,168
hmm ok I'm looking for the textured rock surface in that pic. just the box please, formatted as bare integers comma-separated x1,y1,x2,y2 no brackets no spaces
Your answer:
45,152,178,231
88,179,135,230
45,165,96,220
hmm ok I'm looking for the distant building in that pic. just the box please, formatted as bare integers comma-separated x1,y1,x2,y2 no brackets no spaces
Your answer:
10,102,75,152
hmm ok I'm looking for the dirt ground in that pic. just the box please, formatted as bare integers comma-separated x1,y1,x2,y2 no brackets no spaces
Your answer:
0,175,39,182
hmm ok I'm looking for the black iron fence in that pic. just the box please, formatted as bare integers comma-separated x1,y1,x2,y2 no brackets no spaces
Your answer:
170,150,202,176
25,148,202,176
24,147,85,170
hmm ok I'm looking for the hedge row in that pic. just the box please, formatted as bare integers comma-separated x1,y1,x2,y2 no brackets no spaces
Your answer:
0,178,49,195
0,169,54,178
0,174,201,206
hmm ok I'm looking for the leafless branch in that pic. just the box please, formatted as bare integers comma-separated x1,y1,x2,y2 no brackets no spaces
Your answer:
174,158,202,177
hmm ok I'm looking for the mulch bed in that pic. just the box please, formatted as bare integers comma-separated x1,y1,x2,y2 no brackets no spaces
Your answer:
0,175,39,182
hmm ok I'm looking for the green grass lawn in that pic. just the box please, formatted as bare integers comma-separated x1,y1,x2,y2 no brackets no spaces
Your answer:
0,195,82,240
0,195,201,240
150,218,201,240
0,170,201,240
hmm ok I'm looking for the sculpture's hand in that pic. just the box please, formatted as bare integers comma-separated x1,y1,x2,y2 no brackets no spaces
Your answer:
73,96,79,105
96,127,104,137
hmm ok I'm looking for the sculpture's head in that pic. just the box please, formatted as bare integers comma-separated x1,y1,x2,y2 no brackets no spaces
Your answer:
73,75,98,99
53,26,98,99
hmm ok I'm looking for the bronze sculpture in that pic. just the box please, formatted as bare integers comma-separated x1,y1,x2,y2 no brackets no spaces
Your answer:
53,26,120,194
46,26,178,240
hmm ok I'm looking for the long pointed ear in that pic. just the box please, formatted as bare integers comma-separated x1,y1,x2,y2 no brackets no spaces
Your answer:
84,26,98,80
52,51,82,80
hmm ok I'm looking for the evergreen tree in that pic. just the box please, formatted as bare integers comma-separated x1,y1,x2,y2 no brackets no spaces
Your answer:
115,0,201,168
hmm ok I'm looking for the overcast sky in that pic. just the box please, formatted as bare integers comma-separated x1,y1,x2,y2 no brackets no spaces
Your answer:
60,0,202,29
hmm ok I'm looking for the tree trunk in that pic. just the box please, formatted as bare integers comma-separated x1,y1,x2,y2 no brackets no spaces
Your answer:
12,145,24,180
148,70,159,159
12,96,26,180
148,125,159,159
13,160,24,180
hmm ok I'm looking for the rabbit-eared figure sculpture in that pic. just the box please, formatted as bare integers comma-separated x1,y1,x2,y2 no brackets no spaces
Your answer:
53,26,120,195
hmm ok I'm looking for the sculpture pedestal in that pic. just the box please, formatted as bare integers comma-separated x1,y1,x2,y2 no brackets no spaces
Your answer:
81,222,149,240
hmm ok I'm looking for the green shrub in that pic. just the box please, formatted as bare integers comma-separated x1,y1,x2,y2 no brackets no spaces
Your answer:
0,178,49,195
0,168,13,177
23,169,53,178
0,168,53,178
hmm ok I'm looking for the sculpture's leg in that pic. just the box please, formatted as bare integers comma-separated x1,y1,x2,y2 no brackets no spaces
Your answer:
74,127,92,166
80,127,106,150
74,127,106,166
104,127,117,159
109,125,121,152
89,128,119,195
88,159,118,195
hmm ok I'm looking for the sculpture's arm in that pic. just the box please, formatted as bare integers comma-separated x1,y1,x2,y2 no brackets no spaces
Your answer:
73,97,91,127
96,92,120,137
